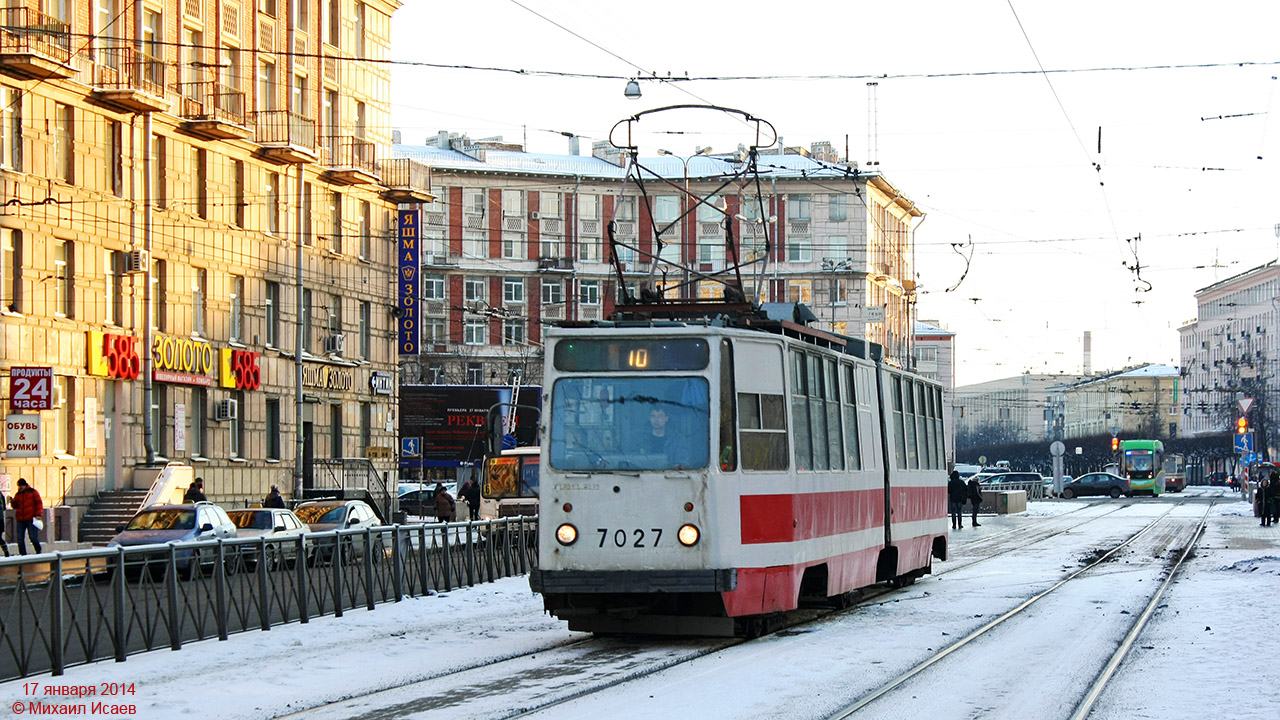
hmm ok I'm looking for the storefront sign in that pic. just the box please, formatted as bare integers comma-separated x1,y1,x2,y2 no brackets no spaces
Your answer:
364,446,394,459
4,414,42,458
8,366,52,410
397,208,420,355
370,371,394,396
87,331,141,380
302,363,355,392
219,348,262,390
151,334,215,386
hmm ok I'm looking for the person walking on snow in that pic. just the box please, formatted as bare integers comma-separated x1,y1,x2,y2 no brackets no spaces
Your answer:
948,470,967,530
967,474,983,527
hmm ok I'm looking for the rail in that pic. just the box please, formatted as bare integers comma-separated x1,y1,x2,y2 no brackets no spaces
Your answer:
310,457,393,522
0,517,537,680
0,6,71,62
978,480,1046,502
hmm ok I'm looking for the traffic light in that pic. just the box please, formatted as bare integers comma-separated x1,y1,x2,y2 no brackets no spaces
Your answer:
1110,437,1119,451
1237,417,1249,434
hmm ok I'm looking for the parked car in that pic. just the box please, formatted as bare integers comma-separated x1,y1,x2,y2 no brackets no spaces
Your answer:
225,508,310,570
294,500,383,562
953,463,984,479
398,483,458,519
1041,475,1073,496
978,472,1042,486
106,502,238,579
1061,472,1131,499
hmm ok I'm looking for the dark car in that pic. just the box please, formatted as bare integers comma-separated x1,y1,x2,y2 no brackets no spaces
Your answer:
295,500,383,562
978,472,1042,486
106,502,238,578
1061,472,1131,499
225,508,310,569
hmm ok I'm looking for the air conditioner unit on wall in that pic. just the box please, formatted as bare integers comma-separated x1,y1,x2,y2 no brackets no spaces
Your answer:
324,334,346,354
214,399,238,422
124,250,149,274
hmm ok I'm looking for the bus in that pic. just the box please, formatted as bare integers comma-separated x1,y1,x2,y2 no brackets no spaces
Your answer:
480,446,540,519
1120,439,1165,496
1162,453,1186,493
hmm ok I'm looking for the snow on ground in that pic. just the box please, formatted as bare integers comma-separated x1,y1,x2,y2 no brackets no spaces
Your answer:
2,495,1276,719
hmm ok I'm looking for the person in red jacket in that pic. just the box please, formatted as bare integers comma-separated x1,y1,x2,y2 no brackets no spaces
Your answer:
11,478,43,555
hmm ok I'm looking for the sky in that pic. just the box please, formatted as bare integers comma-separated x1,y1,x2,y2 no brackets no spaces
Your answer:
387,1,1280,386
16,491,1277,719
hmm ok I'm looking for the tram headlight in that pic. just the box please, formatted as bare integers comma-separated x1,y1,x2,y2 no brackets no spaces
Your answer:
555,523,579,546
677,524,700,547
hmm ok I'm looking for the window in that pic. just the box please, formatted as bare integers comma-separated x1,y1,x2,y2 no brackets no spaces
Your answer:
222,45,242,92
231,391,245,459
151,135,166,206
915,346,937,363
324,90,337,152
104,250,121,326
359,301,370,359
258,59,276,111
424,318,446,344
579,280,599,305
152,385,167,458
542,281,562,305
358,200,371,260
738,391,788,471
152,258,166,331
293,73,309,117
787,279,811,304
301,288,312,352
232,161,245,227
53,102,72,183
292,0,309,27
579,194,599,219
192,268,207,336
463,319,486,345
301,182,313,245
53,376,73,455
195,148,209,219
427,364,445,384
828,194,847,221
329,404,342,458
464,189,486,215
230,275,245,343
0,87,23,171
422,275,444,300
540,192,562,218
825,236,848,261
182,28,203,90
54,240,72,317
2,229,19,313
266,398,281,460
841,365,862,470
259,0,277,15
788,194,811,221
617,196,636,221
96,0,121,64
652,195,679,224
502,319,525,346
328,293,342,334
502,233,520,259
787,236,812,262
265,281,280,347
354,1,367,57
190,388,207,458
698,194,722,222
503,277,524,304
265,171,280,235
325,0,340,46
360,401,371,453
463,230,485,259
465,363,483,385
330,191,343,253
464,278,486,303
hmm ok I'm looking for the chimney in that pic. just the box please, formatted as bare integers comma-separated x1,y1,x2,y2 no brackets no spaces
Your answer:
569,135,580,156
1083,331,1092,376
392,129,402,144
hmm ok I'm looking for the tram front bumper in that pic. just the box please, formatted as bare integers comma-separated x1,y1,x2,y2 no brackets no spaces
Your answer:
530,568,737,594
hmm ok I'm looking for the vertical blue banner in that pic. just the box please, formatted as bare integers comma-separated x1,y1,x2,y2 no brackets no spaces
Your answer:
397,208,421,355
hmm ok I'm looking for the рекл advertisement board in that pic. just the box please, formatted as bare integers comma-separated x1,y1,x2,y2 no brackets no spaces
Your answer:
400,385,541,468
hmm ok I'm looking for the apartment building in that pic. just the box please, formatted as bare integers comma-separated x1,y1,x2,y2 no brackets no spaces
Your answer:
393,135,924,387
0,1,419,528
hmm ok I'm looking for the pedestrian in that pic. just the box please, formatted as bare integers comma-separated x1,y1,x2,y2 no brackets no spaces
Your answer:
433,482,456,523
11,478,43,555
1266,471,1280,527
264,485,286,509
947,470,967,530
1259,474,1270,526
967,474,983,527
183,477,207,503
460,478,481,521
0,488,11,557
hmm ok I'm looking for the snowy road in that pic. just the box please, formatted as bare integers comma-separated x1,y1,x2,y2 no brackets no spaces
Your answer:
5,493,1276,720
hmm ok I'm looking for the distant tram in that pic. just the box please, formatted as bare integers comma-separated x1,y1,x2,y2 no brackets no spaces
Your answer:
480,446,540,519
1162,453,1186,493
1120,439,1165,496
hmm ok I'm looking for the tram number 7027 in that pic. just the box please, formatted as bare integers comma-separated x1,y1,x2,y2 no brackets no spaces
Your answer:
597,528,664,548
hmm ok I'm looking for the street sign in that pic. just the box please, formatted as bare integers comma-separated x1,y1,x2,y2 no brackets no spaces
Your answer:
1233,432,1254,454
401,437,421,458
1050,441,1065,457
1239,398,1255,415
9,367,53,411
4,414,42,458
1245,452,1258,465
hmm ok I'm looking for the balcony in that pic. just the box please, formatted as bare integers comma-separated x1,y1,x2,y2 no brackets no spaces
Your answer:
89,47,170,113
539,256,574,271
321,135,379,185
252,110,317,164
175,81,251,140
378,157,434,203
0,7,73,79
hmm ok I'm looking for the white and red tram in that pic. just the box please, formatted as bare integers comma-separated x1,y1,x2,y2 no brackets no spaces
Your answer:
530,314,949,635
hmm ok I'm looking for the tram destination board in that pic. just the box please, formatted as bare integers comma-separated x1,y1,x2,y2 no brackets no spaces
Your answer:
554,338,709,372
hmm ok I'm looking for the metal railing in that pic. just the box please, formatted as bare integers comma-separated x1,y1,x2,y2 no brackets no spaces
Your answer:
378,157,432,193
310,458,393,522
0,517,538,680
0,6,71,62
252,109,316,151
92,46,168,97
175,81,247,126
977,480,1047,505
322,135,377,175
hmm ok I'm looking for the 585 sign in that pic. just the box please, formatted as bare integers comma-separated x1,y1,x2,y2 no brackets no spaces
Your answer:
9,367,53,411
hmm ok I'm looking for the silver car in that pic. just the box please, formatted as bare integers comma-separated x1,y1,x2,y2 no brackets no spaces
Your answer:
107,503,237,579
225,508,310,570
294,500,383,563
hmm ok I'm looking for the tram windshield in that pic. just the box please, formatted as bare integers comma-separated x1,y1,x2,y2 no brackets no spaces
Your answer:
550,376,710,471
1126,453,1155,472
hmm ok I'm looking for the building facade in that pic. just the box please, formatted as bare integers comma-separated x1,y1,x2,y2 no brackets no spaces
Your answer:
953,373,1083,449
0,1,416,528
915,320,956,463
1178,260,1278,457
1056,364,1180,440
393,135,924,388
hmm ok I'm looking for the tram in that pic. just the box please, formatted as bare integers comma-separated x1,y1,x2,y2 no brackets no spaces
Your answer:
529,314,949,636
1120,439,1165,496
480,445,540,519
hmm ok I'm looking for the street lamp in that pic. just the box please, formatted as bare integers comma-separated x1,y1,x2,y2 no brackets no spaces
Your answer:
624,79,642,99
658,147,712,293
821,258,854,332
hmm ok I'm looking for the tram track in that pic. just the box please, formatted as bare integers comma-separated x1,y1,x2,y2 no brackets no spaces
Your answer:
824,501,1215,720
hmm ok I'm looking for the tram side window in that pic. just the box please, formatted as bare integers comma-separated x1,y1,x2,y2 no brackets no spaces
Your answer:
738,392,788,471
915,382,930,469
933,386,945,466
842,364,861,470
806,354,829,471
719,339,738,472
790,351,812,470
892,376,908,469
823,357,843,471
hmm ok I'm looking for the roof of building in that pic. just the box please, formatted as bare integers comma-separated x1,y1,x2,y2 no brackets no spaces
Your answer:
1053,363,1180,391
914,320,955,336
1194,258,1279,296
